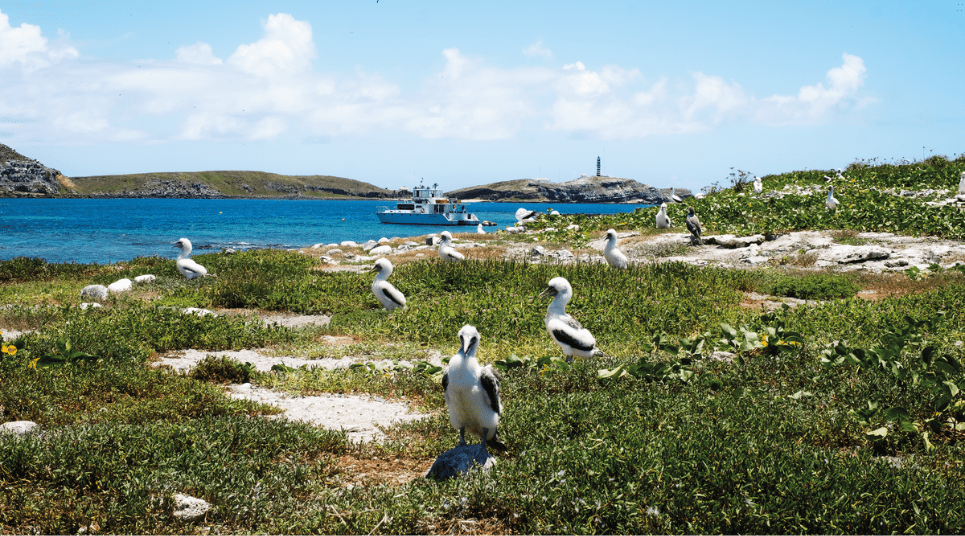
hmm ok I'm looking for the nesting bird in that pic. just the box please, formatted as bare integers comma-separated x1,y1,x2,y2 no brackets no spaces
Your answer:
442,325,506,451
670,187,683,203
753,176,763,193
957,172,965,195
686,206,702,246
826,186,839,210
655,202,672,229
477,223,485,234
370,258,406,311
173,238,209,279
515,207,539,223
538,277,604,362
438,231,465,262
603,229,629,269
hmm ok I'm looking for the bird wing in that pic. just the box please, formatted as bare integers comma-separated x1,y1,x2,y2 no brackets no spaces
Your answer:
441,247,465,261
479,366,502,415
548,317,596,352
178,259,208,278
442,370,449,395
381,283,406,308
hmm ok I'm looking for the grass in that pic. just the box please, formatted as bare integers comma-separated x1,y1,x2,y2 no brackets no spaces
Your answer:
3,154,965,533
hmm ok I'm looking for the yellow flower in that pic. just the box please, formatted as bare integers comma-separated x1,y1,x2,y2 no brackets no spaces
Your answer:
0,344,6,354
27,357,39,370
7,345,16,356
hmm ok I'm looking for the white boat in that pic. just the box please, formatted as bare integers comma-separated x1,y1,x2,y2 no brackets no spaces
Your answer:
376,182,494,226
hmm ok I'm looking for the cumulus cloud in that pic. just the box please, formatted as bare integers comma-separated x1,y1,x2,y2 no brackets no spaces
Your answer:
227,13,314,77
523,40,552,59
755,53,868,124
0,8,78,69
0,10,873,147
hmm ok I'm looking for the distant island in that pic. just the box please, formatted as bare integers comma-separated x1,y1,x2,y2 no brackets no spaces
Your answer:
0,143,689,204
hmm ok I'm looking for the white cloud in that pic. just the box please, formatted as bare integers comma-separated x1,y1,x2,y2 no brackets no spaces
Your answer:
0,8,78,69
176,42,222,65
0,10,873,147
755,53,868,124
523,40,552,59
227,13,315,77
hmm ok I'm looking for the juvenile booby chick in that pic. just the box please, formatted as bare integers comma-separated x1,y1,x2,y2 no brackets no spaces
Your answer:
173,238,209,280
603,229,629,269
826,186,839,210
753,176,763,193
438,231,465,262
655,203,672,229
370,258,406,311
442,325,506,451
538,277,604,362
686,206,702,246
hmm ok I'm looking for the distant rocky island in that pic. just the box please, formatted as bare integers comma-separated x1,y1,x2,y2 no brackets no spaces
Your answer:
0,143,690,203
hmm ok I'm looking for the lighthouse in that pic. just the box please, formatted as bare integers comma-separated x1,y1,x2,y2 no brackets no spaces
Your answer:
596,156,601,177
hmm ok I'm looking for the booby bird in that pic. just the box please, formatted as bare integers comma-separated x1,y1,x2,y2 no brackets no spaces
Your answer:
173,238,209,279
753,176,762,193
515,207,539,224
670,187,683,203
477,223,485,234
370,258,406,311
826,186,839,210
957,172,965,195
603,229,629,269
686,206,702,246
655,202,672,229
438,231,465,262
538,277,604,362
442,325,506,451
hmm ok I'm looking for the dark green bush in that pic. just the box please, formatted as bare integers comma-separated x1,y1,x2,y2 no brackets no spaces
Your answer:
190,354,254,384
765,273,860,300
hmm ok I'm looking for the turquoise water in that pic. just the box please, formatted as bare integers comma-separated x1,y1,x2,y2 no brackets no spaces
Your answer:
0,198,653,264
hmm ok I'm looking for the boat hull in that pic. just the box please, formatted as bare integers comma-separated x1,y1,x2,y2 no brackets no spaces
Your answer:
376,211,480,225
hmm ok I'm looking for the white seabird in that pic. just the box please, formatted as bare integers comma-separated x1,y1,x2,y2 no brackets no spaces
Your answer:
370,258,406,311
826,186,839,210
477,223,485,234
442,325,506,451
515,207,539,224
603,229,629,269
538,277,604,362
438,231,465,262
958,172,965,195
173,238,209,280
655,203,672,229
753,176,762,193
686,206,702,246
670,187,683,203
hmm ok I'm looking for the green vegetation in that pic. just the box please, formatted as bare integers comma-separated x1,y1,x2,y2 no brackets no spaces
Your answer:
2,155,965,533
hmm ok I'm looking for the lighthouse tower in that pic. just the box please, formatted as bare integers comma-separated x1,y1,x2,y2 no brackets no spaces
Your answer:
596,156,601,177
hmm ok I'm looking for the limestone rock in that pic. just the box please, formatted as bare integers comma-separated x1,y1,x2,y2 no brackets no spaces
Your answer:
707,234,766,248
172,493,211,522
340,240,359,248
0,421,38,436
108,278,133,293
822,245,891,264
530,246,546,256
362,240,378,251
80,302,102,310
80,285,109,301
369,245,392,256
448,176,691,204
134,274,156,284
426,443,497,481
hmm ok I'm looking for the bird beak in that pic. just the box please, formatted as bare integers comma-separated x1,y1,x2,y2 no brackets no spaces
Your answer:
535,287,556,302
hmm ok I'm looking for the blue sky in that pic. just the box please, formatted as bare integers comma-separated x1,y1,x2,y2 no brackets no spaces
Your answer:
0,0,962,192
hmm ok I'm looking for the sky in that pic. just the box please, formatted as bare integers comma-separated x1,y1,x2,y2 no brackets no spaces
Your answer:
0,0,963,193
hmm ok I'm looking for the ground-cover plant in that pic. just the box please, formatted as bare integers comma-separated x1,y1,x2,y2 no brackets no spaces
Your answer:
762,272,860,300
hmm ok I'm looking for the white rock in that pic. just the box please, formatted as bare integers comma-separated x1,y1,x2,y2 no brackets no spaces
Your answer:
327,249,343,256
339,241,359,248
821,245,892,264
362,240,378,251
378,237,390,244
0,421,38,436
709,234,766,248
80,302,102,310
505,226,525,234
108,278,133,293
172,493,211,522
80,285,109,301
311,243,324,249
566,224,580,231
134,274,156,284
182,308,216,317
369,245,392,256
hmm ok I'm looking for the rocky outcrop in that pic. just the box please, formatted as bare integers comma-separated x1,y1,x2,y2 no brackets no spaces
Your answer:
0,144,66,197
448,176,692,204
83,179,227,199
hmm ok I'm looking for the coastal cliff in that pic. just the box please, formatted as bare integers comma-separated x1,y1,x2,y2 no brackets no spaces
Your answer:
447,176,692,204
0,144,69,197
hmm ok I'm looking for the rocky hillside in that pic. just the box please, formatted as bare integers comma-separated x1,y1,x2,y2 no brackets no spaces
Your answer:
0,144,68,197
448,176,691,204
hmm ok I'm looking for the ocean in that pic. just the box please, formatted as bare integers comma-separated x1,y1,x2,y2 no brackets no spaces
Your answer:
0,198,654,264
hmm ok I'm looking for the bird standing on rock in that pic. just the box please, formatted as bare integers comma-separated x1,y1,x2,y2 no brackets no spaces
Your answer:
686,207,702,246
655,203,672,229
538,277,604,362
370,258,406,311
438,231,465,262
442,325,506,451
603,229,629,269
173,238,209,280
